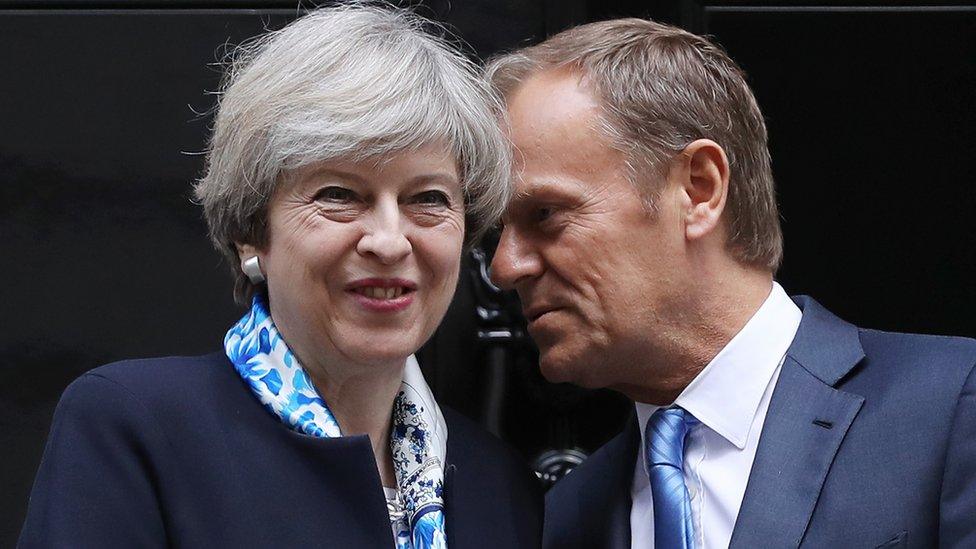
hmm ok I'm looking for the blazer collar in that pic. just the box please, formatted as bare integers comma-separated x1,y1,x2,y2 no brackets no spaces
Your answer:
730,296,866,548
558,296,868,549
787,295,865,386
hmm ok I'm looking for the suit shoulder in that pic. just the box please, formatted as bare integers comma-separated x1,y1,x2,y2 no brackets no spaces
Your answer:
66,352,238,423
845,330,976,415
858,329,976,371
88,352,229,382
83,352,233,395
40,358,223,463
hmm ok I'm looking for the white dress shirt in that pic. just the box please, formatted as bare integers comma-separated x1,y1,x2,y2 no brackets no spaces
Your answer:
630,282,802,549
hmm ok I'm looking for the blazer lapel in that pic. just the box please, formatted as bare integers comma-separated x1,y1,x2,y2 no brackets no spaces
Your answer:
442,412,543,548
577,415,639,549
443,463,457,546
730,297,866,548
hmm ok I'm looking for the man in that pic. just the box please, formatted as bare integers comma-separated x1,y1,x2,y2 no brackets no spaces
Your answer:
486,18,976,548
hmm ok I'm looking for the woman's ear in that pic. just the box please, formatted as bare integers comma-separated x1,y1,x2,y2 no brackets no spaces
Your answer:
235,242,259,260
676,139,730,242
235,243,266,284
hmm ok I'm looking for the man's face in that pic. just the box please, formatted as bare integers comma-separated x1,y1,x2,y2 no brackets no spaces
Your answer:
491,70,690,391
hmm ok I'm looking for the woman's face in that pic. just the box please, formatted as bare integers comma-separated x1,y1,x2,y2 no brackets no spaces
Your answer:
247,144,465,371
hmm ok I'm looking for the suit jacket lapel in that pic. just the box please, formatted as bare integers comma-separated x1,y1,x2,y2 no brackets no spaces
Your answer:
444,463,459,547
442,412,543,548
577,414,639,549
731,296,866,548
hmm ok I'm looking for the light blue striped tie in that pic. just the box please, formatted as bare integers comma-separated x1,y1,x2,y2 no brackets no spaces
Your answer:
646,407,698,549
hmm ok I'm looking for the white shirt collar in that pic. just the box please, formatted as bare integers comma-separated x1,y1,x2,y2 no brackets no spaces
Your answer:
635,282,802,450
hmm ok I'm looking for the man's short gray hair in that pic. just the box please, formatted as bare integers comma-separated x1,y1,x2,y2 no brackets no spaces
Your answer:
195,3,511,303
486,18,783,271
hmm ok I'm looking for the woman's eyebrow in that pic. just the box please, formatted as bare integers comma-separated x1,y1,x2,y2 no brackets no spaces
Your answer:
302,167,368,185
404,172,460,187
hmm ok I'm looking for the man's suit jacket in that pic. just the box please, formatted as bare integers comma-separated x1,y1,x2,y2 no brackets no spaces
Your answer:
544,296,976,548
19,352,542,548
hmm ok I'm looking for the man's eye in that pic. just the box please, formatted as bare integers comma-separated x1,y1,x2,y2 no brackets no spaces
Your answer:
314,186,356,202
412,190,450,206
535,207,554,222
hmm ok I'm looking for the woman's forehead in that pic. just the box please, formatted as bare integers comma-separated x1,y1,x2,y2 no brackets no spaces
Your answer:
285,147,460,188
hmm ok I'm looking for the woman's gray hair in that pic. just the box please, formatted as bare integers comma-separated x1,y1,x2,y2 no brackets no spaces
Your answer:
194,3,511,303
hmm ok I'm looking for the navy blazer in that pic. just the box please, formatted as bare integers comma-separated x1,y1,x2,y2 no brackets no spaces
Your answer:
544,296,976,548
19,353,542,548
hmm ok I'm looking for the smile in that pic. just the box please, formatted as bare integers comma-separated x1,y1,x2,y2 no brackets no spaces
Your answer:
352,286,411,300
346,278,418,312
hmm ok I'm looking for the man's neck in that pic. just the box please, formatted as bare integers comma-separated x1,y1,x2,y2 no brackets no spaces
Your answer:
618,267,774,405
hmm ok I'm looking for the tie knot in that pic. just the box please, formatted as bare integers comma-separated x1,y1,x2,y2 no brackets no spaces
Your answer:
645,407,697,469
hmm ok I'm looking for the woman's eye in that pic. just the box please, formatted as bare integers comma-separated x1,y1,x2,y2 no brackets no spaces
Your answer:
412,190,450,207
314,186,356,203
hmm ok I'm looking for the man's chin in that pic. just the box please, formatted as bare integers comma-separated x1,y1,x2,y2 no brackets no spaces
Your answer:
537,347,601,388
538,360,574,384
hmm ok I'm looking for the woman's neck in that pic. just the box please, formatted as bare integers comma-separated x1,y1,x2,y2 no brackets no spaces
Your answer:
266,299,406,487
307,357,404,488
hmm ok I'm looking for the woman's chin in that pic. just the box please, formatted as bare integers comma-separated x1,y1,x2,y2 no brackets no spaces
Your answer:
332,319,436,362
338,338,422,368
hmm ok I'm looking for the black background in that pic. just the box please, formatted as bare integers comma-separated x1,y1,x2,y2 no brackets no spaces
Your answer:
1,1,973,545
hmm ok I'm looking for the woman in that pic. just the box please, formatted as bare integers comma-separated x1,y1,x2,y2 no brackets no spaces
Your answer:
18,5,541,548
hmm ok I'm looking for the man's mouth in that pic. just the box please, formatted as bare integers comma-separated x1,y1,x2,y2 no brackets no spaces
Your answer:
526,307,559,322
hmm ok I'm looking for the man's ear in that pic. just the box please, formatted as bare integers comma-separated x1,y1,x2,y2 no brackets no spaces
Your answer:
675,139,730,242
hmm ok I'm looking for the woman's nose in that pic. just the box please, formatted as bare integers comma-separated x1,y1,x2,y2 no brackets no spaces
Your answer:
356,201,412,265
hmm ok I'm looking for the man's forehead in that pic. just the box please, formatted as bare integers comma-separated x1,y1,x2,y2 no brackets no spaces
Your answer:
506,69,603,139
511,177,587,200
506,72,617,173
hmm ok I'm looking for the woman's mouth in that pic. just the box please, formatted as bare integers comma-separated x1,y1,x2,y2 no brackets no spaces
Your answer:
352,286,411,299
346,278,417,312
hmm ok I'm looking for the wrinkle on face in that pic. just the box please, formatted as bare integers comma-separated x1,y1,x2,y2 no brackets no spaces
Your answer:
271,202,327,249
258,144,464,385
496,68,692,390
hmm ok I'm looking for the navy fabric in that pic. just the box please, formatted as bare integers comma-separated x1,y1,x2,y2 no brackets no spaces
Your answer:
18,353,542,548
543,296,976,549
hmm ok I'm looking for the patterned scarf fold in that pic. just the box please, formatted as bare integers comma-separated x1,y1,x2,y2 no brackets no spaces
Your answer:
225,294,448,549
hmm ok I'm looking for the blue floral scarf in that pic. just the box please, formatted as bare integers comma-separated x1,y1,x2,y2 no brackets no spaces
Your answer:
225,294,448,549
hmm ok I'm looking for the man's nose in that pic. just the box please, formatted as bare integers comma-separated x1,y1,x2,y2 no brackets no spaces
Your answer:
356,200,411,265
490,226,542,290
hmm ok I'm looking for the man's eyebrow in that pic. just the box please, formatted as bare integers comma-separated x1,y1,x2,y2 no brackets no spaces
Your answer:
511,179,582,205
